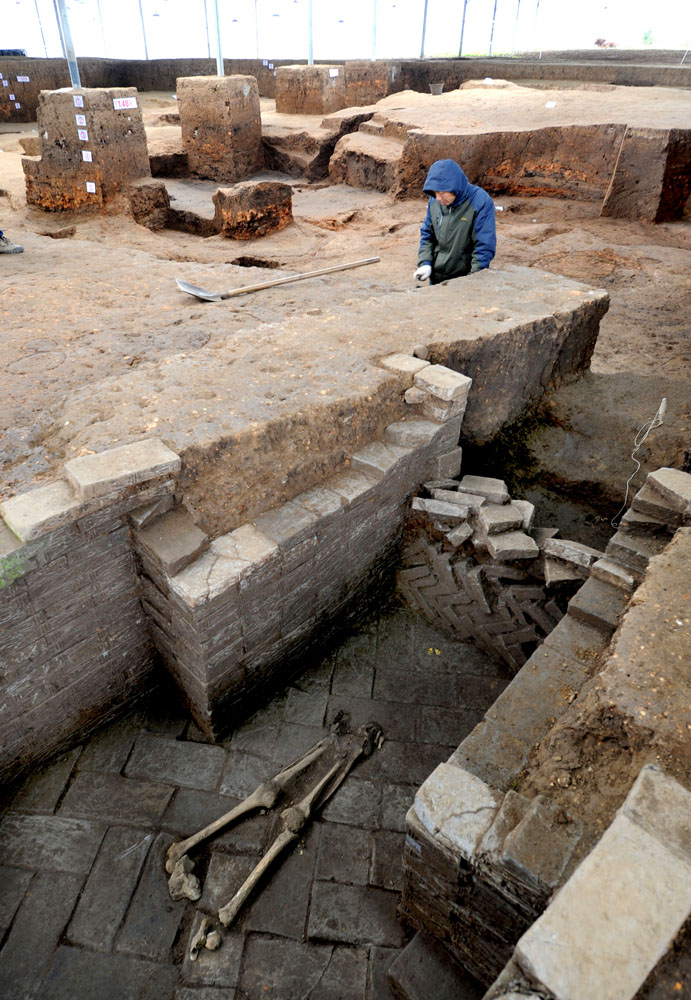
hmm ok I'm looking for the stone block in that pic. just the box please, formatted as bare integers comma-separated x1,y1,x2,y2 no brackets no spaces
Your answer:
512,499,535,532
136,508,209,577
501,795,582,890
64,438,180,500
414,365,472,403
515,810,691,1000
171,526,278,606
307,881,405,947
431,447,463,480
125,732,226,791
413,763,502,859
36,947,178,1000
380,352,430,376
605,529,668,574
631,482,683,527
386,931,485,1000
213,180,293,239
620,507,669,535
541,536,603,570
128,495,175,530
384,419,443,450
405,385,428,404
67,826,153,951
591,557,636,593
477,503,524,535
621,764,691,864
446,523,473,547
177,75,263,183
0,813,105,873
276,64,347,115
411,497,469,524
486,531,539,561
59,770,174,826
181,912,244,987
351,440,413,479
567,576,629,633
459,475,510,505
23,87,151,211
543,556,583,585
115,833,186,961
0,480,83,542
646,466,691,512
542,613,609,664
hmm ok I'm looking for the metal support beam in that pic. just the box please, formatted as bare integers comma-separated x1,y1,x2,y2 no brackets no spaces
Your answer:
512,0,521,54
420,0,429,59
137,0,149,60
54,0,81,88
372,0,377,61
210,0,223,75
458,0,469,58
308,0,313,65
488,0,498,56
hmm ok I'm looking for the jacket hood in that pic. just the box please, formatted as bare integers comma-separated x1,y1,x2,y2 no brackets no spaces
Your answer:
422,159,469,205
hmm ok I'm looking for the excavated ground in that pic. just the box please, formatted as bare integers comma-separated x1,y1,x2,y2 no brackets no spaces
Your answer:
1,88,689,515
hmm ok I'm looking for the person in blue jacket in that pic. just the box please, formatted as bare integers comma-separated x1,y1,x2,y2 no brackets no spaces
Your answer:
414,159,496,284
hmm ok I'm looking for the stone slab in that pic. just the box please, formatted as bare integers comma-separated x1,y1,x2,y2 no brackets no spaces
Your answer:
0,813,105,873
621,765,691,865
59,770,174,826
8,747,81,813
515,812,691,1000
351,440,413,479
542,536,603,570
115,832,186,961
0,480,83,542
414,365,472,403
477,502,524,535
387,931,484,1000
459,475,510,505
591,557,636,592
42,946,178,1000
486,530,539,561
136,507,209,577
239,935,367,1000
567,576,629,633
411,496,469,523
413,763,502,859
0,866,33,934
181,913,244,988
384,419,442,449
543,555,583,584
67,826,153,951
125,732,226,791
307,881,406,947
380,353,431,376
0,872,84,1000
632,483,683,527
64,438,180,500
646,467,691,512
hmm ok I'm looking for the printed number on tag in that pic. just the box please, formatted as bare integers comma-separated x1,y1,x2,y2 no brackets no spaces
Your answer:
113,97,137,110
73,95,84,107
85,181,96,193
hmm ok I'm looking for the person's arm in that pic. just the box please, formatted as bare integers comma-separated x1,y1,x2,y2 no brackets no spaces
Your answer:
417,200,435,267
469,196,496,272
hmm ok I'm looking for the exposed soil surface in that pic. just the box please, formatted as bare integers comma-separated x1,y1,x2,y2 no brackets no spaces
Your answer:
1,88,689,506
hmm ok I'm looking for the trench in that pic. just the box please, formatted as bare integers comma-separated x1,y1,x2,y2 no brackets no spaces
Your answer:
0,444,609,997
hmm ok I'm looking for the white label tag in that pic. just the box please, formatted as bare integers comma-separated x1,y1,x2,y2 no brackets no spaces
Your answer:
77,128,88,141
3,81,9,86
82,150,93,162
262,59,268,66
17,75,30,82
73,95,84,108
15,102,20,109
268,63,274,69
329,68,339,78
85,181,96,193
9,94,14,100
75,113,87,126
113,96,137,110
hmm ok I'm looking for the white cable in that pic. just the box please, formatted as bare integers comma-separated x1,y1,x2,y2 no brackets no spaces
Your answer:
611,398,667,528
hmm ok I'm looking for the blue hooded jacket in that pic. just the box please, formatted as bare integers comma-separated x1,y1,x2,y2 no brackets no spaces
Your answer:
418,159,496,280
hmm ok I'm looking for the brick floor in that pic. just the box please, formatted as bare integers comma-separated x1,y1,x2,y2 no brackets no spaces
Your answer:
0,602,509,999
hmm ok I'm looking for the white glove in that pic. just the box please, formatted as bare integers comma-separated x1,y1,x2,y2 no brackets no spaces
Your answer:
414,264,432,282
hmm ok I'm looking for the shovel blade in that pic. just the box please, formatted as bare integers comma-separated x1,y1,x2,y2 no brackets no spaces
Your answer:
176,278,223,302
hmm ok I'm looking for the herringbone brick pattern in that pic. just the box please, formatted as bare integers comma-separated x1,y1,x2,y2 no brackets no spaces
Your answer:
398,536,564,671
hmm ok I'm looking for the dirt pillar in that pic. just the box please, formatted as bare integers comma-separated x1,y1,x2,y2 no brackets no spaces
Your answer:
600,127,691,223
22,87,151,211
176,75,263,183
275,65,347,115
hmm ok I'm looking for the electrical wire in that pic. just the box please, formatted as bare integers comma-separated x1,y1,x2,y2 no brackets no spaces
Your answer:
611,398,667,528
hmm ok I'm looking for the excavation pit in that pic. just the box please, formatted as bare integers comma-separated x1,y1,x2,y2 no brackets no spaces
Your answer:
1,65,689,999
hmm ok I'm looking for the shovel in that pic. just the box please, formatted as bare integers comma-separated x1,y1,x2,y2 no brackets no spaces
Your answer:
176,256,381,302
